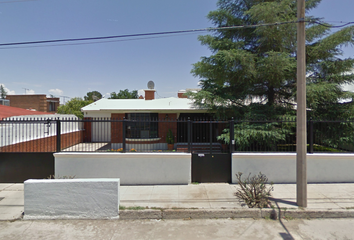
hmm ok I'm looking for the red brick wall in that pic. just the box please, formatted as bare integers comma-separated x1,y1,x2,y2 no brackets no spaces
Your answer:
6,95,48,112
111,113,125,143
109,113,178,144
178,92,188,98
144,90,155,100
0,131,83,152
158,113,177,143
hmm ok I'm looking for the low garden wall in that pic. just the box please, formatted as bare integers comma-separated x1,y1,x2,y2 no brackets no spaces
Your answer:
232,153,354,183
54,152,191,185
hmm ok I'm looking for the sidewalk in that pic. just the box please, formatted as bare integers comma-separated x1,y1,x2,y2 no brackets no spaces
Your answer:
1,183,354,220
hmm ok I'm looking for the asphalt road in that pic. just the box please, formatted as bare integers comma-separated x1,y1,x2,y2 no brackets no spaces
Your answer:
0,218,353,240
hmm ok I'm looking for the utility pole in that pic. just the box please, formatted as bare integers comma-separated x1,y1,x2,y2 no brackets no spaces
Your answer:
297,0,307,207
23,88,29,95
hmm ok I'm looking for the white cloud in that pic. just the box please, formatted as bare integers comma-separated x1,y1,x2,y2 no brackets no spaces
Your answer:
48,88,63,96
26,89,35,95
0,83,15,95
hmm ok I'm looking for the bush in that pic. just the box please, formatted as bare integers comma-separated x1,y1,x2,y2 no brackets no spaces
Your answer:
235,172,273,208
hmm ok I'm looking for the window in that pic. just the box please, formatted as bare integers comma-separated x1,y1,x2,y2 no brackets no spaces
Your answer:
48,102,56,112
125,113,158,139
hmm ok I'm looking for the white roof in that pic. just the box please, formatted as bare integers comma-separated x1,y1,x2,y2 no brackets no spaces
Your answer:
81,97,206,112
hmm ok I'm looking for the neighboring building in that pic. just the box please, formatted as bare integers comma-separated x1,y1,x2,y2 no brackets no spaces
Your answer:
0,105,81,152
0,99,10,106
6,94,59,113
81,89,217,150
0,104,52,119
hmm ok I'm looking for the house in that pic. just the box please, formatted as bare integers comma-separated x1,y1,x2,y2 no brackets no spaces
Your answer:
81,88,217,150
6,94,60,113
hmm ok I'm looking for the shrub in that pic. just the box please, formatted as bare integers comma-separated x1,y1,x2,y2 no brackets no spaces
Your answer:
235,172,273,208
166,129,174,144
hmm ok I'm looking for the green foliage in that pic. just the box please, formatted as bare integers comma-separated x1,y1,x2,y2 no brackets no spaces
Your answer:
109,89,138,99
191,0,354,119
57,97,92,119
84,91,102,101
119,205,146,210
218,121,293,151
0,84,7,99
235,172,273,208
166,129,174,144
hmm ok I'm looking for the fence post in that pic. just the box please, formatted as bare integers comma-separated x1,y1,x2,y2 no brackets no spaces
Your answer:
309,118,313,153
56,119,61,152
122,118,126,153
188,117,191,153
209,121,213,154
229,118,234,154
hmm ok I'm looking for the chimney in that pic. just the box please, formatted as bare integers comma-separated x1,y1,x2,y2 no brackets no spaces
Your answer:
178,90,187,98
144,89,155,100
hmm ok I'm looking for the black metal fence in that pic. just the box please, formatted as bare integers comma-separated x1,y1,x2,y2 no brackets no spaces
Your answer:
1,117,353,153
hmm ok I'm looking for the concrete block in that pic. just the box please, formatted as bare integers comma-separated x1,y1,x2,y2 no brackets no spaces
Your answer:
24,178,120,219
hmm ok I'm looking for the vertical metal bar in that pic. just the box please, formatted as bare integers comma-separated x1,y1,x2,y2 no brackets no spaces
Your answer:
122,118,126,153
230,118,234,154
56,119,61,152
187,117,191,153
210,121,213,154
309,118,314,154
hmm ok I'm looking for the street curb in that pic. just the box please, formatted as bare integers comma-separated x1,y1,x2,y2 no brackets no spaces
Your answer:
119,208,354,220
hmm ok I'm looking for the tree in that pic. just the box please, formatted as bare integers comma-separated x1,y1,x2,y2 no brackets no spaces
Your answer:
109,89,138,99
190,0,354,119
0,84,7,99
57,97,92,119
84,91,102,101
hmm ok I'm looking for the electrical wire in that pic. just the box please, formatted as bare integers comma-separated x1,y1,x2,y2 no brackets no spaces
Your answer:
0,20,353,49
309,20,354,28
0,32,199,50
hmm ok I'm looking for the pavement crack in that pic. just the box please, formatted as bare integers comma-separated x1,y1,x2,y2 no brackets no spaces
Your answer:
236,220,256,238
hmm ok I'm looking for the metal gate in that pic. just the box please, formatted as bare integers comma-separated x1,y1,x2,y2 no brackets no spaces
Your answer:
192,153,231,183
0,153,54,183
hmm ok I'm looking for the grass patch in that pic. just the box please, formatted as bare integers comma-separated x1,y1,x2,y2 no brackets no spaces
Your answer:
119,205,146,210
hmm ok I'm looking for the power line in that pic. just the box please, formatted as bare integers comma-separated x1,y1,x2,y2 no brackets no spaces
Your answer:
0,32,199,50
0,20,353,49
0,21,299,47
310,21,354,28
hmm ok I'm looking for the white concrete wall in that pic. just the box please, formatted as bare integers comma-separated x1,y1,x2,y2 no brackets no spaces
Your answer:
232,153,354,183
87,113,111,142
24,178,120,219
0,114,80,147
54,153,191,185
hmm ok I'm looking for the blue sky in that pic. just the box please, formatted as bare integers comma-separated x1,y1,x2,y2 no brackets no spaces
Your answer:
0,0,353,103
